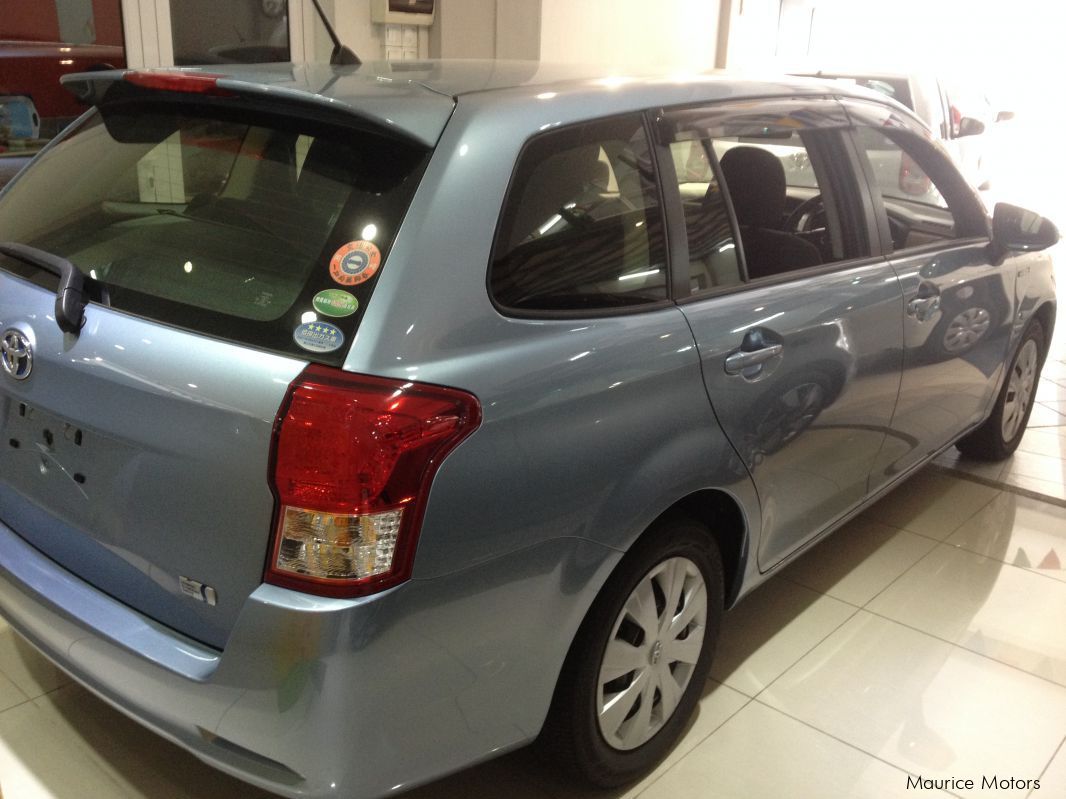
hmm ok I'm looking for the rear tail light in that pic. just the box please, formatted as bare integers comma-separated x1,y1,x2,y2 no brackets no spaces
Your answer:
898,151,932,197
267,366,481,597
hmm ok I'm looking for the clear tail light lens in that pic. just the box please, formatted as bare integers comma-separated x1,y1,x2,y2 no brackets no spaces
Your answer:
267,365,481,597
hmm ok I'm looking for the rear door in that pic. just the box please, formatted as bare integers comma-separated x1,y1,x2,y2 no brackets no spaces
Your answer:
658,98,904,569
0,95,430,647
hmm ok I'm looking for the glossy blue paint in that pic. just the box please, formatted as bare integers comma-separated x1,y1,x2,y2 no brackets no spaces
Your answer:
0,60,1057,799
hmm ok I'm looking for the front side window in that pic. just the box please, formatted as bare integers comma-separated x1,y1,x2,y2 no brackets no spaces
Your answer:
491,114,668,312
854,126,987,252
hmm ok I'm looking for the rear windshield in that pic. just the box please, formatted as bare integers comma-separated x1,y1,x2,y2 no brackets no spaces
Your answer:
0,102,429,364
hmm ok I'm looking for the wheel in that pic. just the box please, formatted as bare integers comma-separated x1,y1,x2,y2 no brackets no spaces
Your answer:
540,515,723,787
955,318,1045,460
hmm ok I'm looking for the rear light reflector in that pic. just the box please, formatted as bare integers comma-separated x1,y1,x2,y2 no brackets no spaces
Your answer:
267,366,481,597
124,70,235,97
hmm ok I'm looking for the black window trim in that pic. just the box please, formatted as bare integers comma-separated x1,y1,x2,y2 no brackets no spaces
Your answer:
485,110,675,321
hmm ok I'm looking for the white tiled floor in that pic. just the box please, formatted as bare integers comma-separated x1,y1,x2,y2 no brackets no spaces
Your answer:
2,285,1065,798
2,463,1065,797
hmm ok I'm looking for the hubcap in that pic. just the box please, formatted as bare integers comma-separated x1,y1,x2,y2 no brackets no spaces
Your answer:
596,557,707,751
1001,339,1039,442
943,307,990,353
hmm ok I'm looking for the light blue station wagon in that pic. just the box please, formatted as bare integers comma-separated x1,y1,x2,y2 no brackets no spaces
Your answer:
0,60,1058,797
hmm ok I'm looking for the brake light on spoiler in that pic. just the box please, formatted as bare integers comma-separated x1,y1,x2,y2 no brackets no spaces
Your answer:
267,366,481,598
123,70,236,97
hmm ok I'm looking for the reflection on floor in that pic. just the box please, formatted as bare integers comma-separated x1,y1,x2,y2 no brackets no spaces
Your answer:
1,281,1065,799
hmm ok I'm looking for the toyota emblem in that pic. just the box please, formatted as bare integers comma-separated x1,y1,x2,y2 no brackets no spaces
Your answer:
1,329,32,381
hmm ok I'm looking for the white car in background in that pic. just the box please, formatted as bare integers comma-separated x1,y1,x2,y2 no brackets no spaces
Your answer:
793,70,1013,191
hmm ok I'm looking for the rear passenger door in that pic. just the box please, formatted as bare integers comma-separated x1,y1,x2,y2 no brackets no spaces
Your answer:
657,98,904,570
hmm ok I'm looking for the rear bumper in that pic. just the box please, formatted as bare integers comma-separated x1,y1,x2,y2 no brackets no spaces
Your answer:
0,517,617,798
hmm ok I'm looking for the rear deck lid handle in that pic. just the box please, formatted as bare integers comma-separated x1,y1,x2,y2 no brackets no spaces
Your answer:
0,242,91,335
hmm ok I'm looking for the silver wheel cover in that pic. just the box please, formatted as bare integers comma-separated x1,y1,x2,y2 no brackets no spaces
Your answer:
1001,338,1039,442
596,556,707,751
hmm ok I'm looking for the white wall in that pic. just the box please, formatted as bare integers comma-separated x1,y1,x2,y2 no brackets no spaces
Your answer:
430,0,496,59
539,0,719,71
495,0,541,60
333,0,430,61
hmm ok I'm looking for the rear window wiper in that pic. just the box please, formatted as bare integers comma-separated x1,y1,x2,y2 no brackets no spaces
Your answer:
0,242,103,335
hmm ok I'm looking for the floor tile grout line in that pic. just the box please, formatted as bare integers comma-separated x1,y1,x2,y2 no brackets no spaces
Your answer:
746,697,965,799
1029,734,1065,799
929,462,1066,509
857,487,1001,612
746,603,863,703
939,535,1066,589
631,688,755,799
860,605,1066,692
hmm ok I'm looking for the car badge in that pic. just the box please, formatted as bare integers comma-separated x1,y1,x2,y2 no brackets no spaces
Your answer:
1,328,32,381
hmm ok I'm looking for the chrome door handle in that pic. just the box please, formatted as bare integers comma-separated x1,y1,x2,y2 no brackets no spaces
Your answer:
724,344,783,375
907,296,941,321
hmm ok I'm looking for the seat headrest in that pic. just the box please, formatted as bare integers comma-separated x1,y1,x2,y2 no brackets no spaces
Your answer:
718,146,787,229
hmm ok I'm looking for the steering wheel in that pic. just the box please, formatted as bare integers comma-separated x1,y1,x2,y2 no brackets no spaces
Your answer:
785,194,825,233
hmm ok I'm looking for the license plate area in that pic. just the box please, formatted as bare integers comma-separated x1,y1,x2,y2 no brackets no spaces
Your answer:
2,397,93,489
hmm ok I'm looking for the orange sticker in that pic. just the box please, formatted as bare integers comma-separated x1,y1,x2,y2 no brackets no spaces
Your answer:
329,240,381,286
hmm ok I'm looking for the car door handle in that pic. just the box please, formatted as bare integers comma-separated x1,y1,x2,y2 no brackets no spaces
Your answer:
724,344,784,375
907,296,941,320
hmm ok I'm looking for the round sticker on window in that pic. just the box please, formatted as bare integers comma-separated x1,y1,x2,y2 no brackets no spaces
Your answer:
293,321,345,353
330,240,381,286
312,289,359,318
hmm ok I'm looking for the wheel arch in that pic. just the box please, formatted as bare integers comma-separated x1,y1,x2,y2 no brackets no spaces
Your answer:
1033,301,1056,362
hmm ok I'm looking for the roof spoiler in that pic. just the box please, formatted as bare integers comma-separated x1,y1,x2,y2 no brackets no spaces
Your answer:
60,69,440,147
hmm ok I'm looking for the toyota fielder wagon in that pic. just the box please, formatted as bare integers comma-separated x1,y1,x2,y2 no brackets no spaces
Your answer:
0,61,1058,798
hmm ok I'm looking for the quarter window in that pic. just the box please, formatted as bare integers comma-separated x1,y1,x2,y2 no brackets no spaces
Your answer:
491,114,667,312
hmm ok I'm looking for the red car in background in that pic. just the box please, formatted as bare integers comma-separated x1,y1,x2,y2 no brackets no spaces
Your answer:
0,40,125,135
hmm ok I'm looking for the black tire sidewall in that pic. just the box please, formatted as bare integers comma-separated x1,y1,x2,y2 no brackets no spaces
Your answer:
548,517,724,786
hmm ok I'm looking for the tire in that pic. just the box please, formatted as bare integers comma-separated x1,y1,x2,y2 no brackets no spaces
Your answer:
956,318,1045,461
540,514,724,787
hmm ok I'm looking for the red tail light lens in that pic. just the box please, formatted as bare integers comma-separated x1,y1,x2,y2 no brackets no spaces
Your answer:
898,151,932,197
124,70,235,97
267,365,481,597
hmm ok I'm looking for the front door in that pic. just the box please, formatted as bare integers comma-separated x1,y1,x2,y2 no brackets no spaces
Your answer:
846,104,1014,487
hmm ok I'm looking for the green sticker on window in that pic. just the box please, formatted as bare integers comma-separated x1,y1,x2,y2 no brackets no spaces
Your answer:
312,289,359,318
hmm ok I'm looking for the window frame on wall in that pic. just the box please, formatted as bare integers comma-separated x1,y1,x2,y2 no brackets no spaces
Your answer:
121,0,321,68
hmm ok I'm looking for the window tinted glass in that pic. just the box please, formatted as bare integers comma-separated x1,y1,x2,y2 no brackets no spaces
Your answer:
711,131,843,280
0,104,428,363
491,114,668,312
854,126,985,252
668,139,741,292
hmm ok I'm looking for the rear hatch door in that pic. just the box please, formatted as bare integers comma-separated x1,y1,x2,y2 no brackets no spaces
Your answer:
0,75,439,647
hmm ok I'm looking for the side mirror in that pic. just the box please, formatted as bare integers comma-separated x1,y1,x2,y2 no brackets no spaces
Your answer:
991,203,1060,262
957,116,986,137
995,110,1015,123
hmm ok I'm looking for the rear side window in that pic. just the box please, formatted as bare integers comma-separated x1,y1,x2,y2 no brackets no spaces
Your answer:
0,104,428,364
491,114,668,313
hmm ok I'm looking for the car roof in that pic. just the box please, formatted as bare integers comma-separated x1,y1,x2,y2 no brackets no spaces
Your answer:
64,60,913,148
